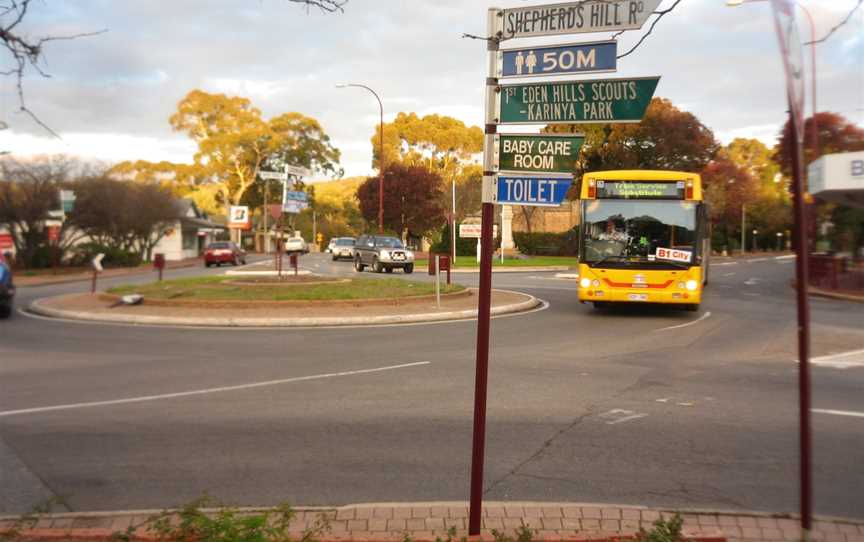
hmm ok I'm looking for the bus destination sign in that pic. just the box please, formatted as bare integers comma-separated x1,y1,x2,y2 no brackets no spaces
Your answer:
496,134,584,173
497,77,660,125
597,181,684,200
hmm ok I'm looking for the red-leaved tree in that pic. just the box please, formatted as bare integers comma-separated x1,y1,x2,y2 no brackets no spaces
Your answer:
356,163,445,237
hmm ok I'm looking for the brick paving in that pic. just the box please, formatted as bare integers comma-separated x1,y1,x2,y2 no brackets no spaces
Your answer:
1,503,863,542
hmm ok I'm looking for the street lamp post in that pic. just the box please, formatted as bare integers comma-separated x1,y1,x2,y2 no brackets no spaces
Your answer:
336,83,385,233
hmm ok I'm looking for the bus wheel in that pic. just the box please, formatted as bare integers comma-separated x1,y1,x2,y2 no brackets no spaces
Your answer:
685,304,700,312
592,302,606,309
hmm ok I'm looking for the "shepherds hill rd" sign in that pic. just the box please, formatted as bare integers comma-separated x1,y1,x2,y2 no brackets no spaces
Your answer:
497,76,659,125
496,134,584,173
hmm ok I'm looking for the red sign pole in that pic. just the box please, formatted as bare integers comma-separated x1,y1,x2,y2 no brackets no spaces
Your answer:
789,106,812,533
468,9,500,536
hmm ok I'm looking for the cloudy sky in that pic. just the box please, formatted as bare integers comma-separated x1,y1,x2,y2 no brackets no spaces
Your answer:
1,0,862,180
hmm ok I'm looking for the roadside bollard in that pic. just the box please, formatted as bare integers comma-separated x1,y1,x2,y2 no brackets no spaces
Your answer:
153,253,166,282
435,254,441,309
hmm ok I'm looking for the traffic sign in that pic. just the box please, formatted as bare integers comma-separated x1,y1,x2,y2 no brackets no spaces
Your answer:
283,189,309,213
499,41,616,78
496,77,659,125
285,165,311,178
259,170,288,181
459,224,499,238
495,173,572,207
493,133,584,173
771,0,805,143
500,0,661,39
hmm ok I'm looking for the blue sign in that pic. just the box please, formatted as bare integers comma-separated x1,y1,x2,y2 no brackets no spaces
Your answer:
284,190,308,202
496,174,572,207
501,41,616,78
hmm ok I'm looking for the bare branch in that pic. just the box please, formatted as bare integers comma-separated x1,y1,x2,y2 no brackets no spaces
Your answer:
1,0,106,137
804,0,862,45
286,0,347,13
617,0,683,59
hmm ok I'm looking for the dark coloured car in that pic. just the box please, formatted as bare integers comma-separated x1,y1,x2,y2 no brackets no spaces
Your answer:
204,242,246,267
0,253,14,318
353,235,414,274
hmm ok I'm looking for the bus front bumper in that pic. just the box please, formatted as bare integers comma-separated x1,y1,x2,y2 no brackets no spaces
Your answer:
579,288,701,305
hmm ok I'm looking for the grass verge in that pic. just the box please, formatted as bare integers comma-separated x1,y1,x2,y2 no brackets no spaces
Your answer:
415,256,578,268
108,276,464,301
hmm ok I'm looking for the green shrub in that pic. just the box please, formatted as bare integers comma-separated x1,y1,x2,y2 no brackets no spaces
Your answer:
70,243,142,268
636,512,684,542
514,227,580,256
27,245,64,269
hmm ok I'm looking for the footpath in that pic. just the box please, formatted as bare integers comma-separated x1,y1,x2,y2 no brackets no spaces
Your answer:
2,502,862,542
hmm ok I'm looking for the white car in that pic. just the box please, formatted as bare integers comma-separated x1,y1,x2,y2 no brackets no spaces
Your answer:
330,237,356,261
284,237,308,254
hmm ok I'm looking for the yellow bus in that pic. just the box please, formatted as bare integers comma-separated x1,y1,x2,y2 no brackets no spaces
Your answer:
577,170,709,311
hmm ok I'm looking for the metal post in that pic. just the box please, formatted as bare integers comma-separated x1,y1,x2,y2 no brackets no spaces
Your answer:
789,107,813,534
469,8,500,536
452,176,457,263
741,203,746,254
501,205,505,265
263,180,269,254
313,210,317,248
91,270,97,294
435,254,441,308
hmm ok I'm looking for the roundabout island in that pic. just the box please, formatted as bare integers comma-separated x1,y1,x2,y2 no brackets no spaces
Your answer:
28,273,542,327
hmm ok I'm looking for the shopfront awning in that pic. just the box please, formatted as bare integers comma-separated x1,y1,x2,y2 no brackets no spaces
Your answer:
808,151,864,208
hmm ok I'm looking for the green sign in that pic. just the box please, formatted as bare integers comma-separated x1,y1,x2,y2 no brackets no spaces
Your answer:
498,134,584,173
498,77,659,125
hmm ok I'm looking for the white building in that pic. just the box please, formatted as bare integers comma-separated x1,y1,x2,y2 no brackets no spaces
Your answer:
152,200,226,261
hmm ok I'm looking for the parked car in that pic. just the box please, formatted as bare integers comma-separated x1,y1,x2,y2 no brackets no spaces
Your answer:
325,238,337,253
353,235,414,273
284,236,309,254
0,252,14,318
204,242,246,267
330,237,356,261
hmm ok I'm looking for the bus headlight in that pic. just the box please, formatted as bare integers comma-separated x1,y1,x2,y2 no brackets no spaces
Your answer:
685,280,698,291
580,278,591,288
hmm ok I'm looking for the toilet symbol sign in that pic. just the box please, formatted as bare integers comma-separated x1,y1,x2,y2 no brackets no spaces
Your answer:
500,41,617,78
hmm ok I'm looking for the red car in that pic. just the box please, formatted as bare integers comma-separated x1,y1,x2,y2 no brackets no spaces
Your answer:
204,242,246,267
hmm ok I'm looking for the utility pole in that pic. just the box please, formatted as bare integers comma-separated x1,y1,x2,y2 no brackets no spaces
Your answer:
741,203,746,254
452,175,457,263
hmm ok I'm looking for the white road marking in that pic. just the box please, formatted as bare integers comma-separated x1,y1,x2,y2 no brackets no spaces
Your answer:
744,278,761,285
599,409,648,425
655,311,712,331
779,260,795,264
775,254,796,260
808,348,864,370
0,362,432,418
723,272,736,277
553,273,579,279
676,402,695,407
746,258,768,263
812,408,864,419
655,398,671,403
714,262,738,267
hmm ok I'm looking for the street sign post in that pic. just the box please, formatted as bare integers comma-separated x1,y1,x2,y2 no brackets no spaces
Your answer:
501,0,662,39
493,133,584,173
770,0,811,535
499,41,616,78
495,77,660,124
495,173,572,206
259,170,288,181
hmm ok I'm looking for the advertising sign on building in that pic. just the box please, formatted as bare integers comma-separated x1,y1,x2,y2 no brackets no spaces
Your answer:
228,206,252,230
